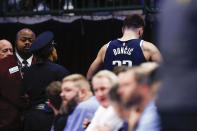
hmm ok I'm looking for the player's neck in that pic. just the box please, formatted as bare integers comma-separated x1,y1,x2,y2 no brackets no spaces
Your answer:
120,30,139,41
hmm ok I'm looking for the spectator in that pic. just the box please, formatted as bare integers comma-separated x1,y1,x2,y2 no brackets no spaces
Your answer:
46,81,62,116
15,28,37,77
58,74,99,131
0,39,13,59
0,28,36,131
108,84,129,131
113,65,129,75
22,31,69,131
156,0,197,130
46,81,66,131
63,0,74,10
8,0,21,11
86,70,123,131
33,0,49,11
117,63,160,131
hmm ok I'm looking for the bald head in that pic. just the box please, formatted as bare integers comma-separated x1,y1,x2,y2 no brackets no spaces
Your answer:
0,39,13,59
15,28,35,59
16,28,35,41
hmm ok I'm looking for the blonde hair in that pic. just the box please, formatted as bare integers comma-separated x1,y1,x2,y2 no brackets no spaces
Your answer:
62,74,91,91
92,70,118,87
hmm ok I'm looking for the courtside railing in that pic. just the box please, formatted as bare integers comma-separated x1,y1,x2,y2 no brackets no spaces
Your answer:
0,0,160,16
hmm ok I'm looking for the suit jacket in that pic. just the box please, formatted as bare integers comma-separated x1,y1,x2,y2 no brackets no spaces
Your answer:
156,0,197,112
21,60,69,131
0,55,36,129
22,60,69,107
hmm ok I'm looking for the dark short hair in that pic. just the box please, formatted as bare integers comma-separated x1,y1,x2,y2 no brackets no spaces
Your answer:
123,14,145,29
113,66,129,75
109,84,121,104
46,81,62,110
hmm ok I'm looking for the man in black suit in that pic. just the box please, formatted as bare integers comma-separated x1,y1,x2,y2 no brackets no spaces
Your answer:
22,31,69,131
0,28,36,131
156,0,197,130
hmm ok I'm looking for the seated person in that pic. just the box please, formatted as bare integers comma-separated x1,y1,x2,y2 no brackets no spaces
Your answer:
117,62,160,131
85,70,123,131
59,74,99,131
0,39,13,59
46,81,66,131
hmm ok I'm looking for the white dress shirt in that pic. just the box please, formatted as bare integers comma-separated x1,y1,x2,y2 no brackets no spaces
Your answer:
86,106,123,131
15,50,33,67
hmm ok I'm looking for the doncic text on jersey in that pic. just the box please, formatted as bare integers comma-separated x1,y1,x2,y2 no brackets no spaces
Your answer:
113,46,134,56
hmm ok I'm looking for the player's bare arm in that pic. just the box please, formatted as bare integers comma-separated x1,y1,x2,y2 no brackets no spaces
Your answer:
86,44,107,80
141,41,162,62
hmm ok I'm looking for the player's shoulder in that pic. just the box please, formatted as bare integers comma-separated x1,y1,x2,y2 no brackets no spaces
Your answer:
143,40,154,46
99,41,114,61
100,41,111,52
141,40,157,50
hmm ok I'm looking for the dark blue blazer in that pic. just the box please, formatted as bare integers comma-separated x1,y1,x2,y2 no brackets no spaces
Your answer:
21,60,69,107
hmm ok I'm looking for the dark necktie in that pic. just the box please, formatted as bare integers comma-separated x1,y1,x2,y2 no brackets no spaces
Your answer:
23,60,28,67
21,60,29,75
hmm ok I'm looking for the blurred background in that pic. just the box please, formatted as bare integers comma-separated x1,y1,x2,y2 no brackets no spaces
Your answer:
0,0,161,75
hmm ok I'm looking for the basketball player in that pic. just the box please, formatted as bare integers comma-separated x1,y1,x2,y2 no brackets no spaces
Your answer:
87,14,162,80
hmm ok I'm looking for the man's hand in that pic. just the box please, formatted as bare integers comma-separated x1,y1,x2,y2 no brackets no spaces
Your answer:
83,118,91,129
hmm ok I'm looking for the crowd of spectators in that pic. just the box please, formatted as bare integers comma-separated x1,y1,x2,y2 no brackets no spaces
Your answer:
2,0,159,12
1,0,196,130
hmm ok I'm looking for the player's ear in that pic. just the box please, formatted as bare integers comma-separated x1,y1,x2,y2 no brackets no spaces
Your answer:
122,27,124,34
138,27,143,38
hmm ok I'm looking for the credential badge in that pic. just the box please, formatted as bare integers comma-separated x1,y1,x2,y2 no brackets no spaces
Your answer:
9,66,19,74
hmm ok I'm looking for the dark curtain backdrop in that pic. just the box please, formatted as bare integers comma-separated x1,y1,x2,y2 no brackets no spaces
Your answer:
0,18,156,75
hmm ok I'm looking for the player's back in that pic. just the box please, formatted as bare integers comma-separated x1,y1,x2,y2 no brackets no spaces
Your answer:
104,39,146,71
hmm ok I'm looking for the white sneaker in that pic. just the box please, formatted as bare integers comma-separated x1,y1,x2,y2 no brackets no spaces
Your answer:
68,2,74,10
63,2,74,10
33,1,49,11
